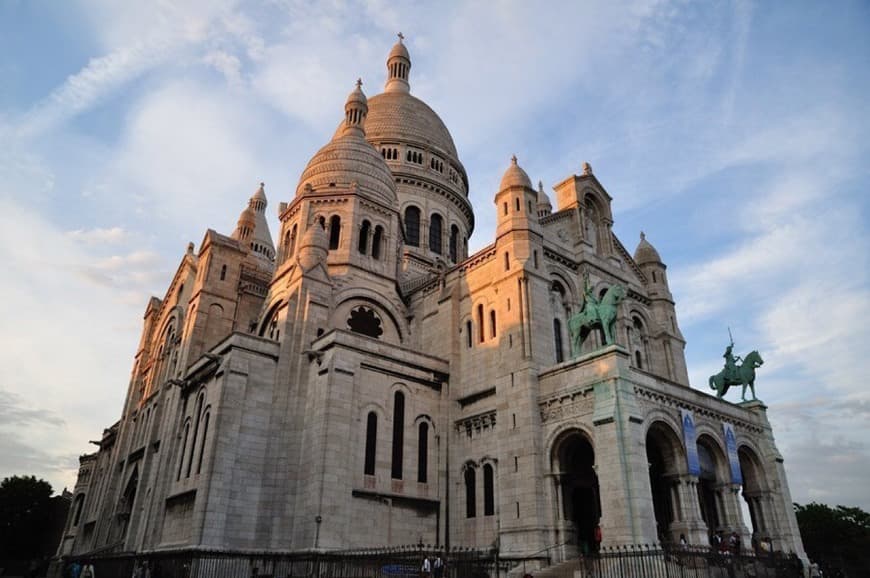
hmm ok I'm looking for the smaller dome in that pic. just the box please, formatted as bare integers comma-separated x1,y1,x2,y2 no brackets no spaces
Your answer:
634,232,663,264
499,155,533,191
345,79,367,108
388,36,410,61
297,81,396,205
237,206,255,227
536,180,552,207
252,182,266,202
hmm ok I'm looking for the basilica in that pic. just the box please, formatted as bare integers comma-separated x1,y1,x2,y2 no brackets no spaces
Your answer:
58,37,806,565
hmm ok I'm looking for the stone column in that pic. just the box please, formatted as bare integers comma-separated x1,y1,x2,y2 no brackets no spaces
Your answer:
719,483,751,542
669,474,708,545
591,354,657,545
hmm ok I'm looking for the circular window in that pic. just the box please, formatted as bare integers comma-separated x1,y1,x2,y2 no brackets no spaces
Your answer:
347,306,383,339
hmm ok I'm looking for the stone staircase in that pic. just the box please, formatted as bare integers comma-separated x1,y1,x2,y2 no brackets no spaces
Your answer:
528,558,584,578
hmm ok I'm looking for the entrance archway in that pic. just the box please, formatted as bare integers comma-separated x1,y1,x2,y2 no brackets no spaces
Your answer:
553,431,600,553
738,446,770,539
696,436,727,540
646,422,685,542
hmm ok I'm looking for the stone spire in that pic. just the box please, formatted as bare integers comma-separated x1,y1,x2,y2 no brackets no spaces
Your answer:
233,182,276,272
385,32,411,93
342,79,368,137
536,180,553,218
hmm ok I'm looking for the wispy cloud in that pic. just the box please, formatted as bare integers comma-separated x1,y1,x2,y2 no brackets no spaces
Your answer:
66,226,128,244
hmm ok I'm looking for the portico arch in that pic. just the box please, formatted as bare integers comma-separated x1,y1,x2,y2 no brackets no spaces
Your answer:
738,445,771,539
696,434,729,538
551,429,600,553
645,420,686,542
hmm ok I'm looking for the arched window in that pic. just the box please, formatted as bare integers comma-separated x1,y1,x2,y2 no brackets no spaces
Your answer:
504,252,510,271
554,319,564,363
196,412,210,474
483,463,495,516
465,467,476,518
358,220,370,254
391,392,405,480
187,393,204,478
477,304,485,343
418,422,429,483
449,225,459,263
635,350,643,368
72,494,85,527
177,421,190,481
515,198,520,211
466,320,473,348
329,215,341,250
490,310,497,339
372,226,383,260
220,264,227,281
364,412,377,475
405,206,421,247
429,214,443,254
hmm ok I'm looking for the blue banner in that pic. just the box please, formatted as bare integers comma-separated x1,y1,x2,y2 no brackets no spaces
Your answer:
723,422,743,484
681,409,701,476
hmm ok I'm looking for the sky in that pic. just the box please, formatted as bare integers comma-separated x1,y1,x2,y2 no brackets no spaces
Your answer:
0,0,868,512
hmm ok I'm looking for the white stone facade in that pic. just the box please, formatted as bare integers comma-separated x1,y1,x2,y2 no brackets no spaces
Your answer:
57,38,806,565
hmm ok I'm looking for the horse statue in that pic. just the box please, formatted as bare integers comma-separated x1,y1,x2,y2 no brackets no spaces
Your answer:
568,284,626,357
709,350,764,401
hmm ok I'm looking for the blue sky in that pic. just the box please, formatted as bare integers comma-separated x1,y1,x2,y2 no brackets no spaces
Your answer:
1,1,868,511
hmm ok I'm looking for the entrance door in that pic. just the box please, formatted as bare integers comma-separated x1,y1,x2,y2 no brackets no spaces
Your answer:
557,434,600,553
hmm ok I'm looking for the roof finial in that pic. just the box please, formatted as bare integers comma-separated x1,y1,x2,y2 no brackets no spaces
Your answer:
538,180,544,192
582,161,593,176
640,231,646,241
511,154,518,165
356,78,363,88
397,32,404,42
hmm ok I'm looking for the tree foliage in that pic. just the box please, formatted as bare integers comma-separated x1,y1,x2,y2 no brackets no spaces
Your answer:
0,475,54,559
794,502,870,576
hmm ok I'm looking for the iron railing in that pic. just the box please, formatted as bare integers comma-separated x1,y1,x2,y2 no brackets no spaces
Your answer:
61,544,804,578
63,544,498,578
501,544,805,578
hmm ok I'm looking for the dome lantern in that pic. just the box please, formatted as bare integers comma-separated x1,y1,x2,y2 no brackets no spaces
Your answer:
343,79,368,137
385,32,411,94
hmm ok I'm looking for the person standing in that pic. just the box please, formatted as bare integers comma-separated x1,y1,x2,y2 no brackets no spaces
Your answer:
420,555,431,578
81,561,95,578
433,554,443,578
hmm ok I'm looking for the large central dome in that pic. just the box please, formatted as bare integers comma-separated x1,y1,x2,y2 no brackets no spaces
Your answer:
364,92,459,159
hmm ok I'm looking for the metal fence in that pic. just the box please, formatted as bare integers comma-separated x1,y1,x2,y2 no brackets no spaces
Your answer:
63,545,498,578
502,545,805,578
61,544,805,578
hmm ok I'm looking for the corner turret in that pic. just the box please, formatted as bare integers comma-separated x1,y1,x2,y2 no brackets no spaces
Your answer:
495,156,541,238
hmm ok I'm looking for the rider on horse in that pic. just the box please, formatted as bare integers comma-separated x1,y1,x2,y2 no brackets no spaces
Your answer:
723,343,742,383
582,272,599,314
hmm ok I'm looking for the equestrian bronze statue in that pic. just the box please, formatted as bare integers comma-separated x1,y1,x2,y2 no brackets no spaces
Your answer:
568,275,626,358
709,340,764,401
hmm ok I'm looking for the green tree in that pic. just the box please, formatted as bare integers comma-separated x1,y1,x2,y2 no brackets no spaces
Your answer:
794,502,870,577
0,475,54,559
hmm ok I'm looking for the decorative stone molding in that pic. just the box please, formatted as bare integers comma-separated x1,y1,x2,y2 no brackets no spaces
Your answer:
455,410,497,438
539,386,594,423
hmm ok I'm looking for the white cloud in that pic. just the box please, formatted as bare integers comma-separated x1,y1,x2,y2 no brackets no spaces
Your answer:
66,226,128,244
